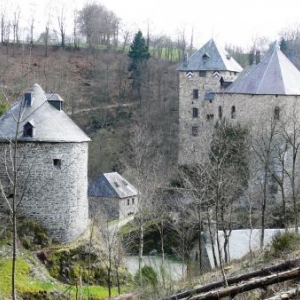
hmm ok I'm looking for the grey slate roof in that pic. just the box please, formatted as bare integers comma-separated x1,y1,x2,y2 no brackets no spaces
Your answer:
89,172,137,198
0,84,90,142
224,42,300,95
177,39,243,72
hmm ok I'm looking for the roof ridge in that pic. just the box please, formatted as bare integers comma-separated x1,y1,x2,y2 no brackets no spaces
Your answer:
256,43,277,93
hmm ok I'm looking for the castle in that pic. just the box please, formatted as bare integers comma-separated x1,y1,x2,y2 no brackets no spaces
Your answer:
0,84,90,243
177,39,300,167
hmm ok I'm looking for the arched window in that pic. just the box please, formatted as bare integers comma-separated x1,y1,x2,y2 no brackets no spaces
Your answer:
218,106,223,119
231,105,236,119
274,106,280,120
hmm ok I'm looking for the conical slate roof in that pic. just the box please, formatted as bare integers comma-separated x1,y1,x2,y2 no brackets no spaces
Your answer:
177,39,243,72
0,84,91,142
225,42,300,95
88,172,137,198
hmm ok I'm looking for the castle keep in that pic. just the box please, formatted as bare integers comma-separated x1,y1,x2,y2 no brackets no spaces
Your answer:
177,39,300,166
177,39,243,164
0,84,90,243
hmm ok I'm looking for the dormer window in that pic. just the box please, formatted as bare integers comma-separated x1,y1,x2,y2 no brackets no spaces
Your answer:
202,53,210,60
25,92,34,106
47,94,64,111
23,121,34,137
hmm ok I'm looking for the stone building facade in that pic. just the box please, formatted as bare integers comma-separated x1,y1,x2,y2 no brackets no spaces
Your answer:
178,39,300,166
177,39,243,165
0,84,90,243
89,172,138,220
178,40,300,206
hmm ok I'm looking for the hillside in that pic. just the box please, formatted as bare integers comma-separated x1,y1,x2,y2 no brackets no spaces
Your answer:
0,43,179,179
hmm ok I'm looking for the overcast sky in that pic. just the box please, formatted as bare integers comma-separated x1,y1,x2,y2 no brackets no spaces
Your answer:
4,0,300,50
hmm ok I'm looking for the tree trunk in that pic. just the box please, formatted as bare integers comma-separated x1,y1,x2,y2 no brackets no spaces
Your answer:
189,268,300,300
138,222,144,283
198,223,202,273
260,167,268,249
207,209,218,268
162,258,300,300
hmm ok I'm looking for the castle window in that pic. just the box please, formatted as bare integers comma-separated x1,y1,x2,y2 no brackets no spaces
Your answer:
132,198,135,205
23,121,34,137
53,159,61,169
192,107,199,118
218,106,223,119
202,53,210,60
274,106,280,120
206,114,214,121
193,89,199,99
127,199,130,206
199,71,206,77
192,126,198,136
231,106,236,119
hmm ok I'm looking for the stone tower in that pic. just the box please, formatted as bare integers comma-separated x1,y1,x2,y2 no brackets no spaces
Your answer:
177,39,243,165
177,40,300,206
0,84,90,243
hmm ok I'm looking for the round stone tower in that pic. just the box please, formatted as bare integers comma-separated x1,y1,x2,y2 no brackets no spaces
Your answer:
0,84,90,243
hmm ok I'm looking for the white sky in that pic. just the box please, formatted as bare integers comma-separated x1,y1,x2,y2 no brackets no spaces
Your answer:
3,0,300,50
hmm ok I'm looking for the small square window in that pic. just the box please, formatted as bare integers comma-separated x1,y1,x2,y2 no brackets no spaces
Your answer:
199,71,206,77
192,126,198,136
53,159,61,169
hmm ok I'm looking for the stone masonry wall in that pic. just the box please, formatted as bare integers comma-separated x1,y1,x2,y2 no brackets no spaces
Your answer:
90,196,138,220
0,141,89,244
178,70,238,165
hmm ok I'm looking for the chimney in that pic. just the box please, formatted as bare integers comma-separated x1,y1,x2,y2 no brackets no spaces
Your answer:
249,51,255,65
24,92,33,106
183,52,188,67
255,51,261,64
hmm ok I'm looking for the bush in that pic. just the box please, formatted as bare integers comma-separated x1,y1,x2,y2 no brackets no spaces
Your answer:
0,102,8,116
134,265,158,287
271,231,300,255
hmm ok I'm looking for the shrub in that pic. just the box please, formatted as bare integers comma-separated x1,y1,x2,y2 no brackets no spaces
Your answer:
134,265,158,287
271,231,300,255
22,237,32,250
0,102,8,116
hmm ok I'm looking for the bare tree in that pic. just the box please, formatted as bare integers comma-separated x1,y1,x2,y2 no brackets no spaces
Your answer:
280,103,300,232
97,212,123,298
176,28,186,61
56,5,67,48
12,7,21,57
125,123,165,282
250,115,279,249
0,86,30,300
78,3,120,49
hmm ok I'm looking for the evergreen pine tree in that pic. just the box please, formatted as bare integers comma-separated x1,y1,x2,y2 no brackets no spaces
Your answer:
128,31,150,102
